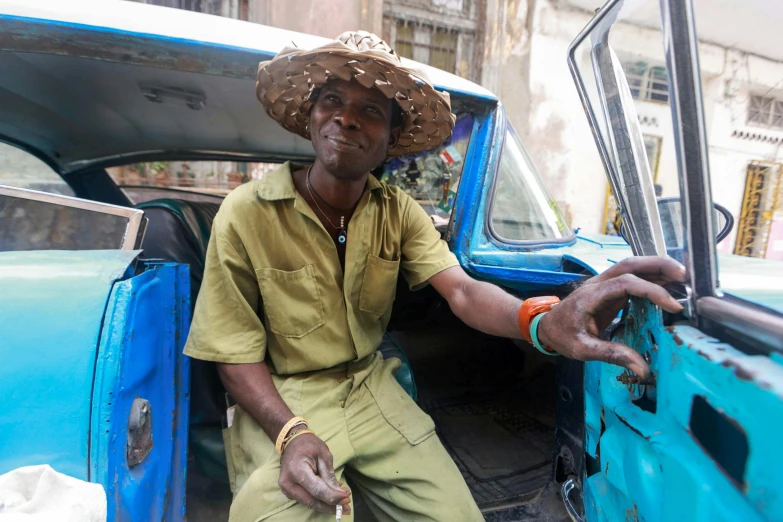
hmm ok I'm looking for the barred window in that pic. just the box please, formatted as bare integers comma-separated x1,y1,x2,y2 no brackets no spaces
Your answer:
747,95,783,129
394,21,459,75
623,61,669,104
140,0,248,20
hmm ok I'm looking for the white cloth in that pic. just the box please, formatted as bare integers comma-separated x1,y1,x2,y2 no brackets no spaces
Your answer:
0,465,106,522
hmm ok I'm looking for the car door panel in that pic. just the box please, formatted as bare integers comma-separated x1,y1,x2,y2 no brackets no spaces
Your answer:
583,298,783,521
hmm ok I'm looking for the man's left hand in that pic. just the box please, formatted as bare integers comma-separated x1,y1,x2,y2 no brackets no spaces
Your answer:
537,256,686,379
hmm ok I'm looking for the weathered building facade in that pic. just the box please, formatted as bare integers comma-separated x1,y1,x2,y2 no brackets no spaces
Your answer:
116,0,783,259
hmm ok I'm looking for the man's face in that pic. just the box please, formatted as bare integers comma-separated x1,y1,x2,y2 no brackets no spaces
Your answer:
309,79,399,179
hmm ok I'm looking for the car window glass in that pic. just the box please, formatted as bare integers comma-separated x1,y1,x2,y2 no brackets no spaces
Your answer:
107,161,281,204
490,129,571,242
110,114,474,224
0,189,142,252
377,114,474,227
0,142,73,196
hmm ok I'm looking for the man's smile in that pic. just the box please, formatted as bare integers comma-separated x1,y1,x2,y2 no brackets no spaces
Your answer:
325,136,362,151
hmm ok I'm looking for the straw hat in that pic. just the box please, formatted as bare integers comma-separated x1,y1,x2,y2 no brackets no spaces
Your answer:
256,31,456,156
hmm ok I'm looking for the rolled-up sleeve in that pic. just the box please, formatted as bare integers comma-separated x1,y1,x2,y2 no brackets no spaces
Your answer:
184,213,267,364
399,194,460,291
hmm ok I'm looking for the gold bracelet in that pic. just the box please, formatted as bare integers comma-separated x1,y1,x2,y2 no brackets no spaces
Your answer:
275,416,308,455
281,429,315,456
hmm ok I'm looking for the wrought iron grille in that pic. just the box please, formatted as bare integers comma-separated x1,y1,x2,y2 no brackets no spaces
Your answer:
733,161,783,258
623,61,669,104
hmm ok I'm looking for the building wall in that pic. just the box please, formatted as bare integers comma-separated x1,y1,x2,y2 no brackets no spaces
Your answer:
248,0,383,38
486,0,783,246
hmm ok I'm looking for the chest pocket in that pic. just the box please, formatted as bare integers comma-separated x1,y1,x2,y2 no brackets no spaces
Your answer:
256,265,325,338
359,254,401,316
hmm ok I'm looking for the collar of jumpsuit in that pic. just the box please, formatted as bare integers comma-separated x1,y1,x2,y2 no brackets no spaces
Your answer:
183,161,458,375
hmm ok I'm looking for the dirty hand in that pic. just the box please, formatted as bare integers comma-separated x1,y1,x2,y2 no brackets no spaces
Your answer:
537,256,686,379
278,433,351,515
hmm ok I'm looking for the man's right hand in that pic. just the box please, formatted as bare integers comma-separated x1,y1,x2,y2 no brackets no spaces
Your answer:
278,433,351,515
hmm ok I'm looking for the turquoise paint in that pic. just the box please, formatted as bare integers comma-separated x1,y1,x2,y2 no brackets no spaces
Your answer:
90,262,191,522
0,250,139,479
584,298,783,521
717,254,783,314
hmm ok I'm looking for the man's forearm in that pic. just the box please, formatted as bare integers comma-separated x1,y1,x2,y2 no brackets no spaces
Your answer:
449,278,523,339
216,361,295,442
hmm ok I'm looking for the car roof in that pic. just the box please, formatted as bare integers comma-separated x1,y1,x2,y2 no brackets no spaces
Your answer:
0,0,497,174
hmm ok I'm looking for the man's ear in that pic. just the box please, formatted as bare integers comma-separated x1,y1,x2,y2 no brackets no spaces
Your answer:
387,127,401,150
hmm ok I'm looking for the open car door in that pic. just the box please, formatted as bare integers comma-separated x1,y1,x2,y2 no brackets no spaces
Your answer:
566,0,783,520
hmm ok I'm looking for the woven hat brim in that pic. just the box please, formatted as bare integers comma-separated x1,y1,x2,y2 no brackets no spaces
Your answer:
256,41,456,157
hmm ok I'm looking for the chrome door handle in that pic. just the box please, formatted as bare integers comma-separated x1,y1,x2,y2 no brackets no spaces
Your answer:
561,478,585,522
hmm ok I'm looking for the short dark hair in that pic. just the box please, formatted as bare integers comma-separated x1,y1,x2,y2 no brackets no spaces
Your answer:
390,101,404,131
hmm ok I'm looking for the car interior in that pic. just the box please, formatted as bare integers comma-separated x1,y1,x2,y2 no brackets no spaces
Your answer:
0,39,565,518
128,162,561,520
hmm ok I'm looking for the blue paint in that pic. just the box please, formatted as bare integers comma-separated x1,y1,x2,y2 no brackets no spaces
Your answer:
584,298,783,521
448,105,633,294
90,262,190,522
0,250,139,480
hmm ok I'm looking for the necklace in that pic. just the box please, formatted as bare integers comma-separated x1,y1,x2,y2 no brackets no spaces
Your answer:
306,166,348,245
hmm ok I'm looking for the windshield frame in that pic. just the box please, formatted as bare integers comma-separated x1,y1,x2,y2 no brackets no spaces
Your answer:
485,112,576,248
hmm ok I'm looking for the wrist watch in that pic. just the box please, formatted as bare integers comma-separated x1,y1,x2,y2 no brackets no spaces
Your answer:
517,296,560,355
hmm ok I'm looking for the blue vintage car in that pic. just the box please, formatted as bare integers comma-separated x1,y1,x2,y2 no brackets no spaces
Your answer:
0,0,781,521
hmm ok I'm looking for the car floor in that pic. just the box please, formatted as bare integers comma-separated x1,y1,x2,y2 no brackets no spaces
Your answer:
186,316,568,521
390,318,565,518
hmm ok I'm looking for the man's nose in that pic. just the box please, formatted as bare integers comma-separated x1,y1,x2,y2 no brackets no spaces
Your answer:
333,105,361,130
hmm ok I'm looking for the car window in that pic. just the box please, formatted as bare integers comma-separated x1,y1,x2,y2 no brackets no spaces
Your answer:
0,142,74,196
489,128,572,242
110,113,474,224
107,161,282,204
0,187,144,252
377,114,474,226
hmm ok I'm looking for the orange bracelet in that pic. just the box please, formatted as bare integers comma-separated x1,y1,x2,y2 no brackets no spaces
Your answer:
275,417,308,455
517,296,560,343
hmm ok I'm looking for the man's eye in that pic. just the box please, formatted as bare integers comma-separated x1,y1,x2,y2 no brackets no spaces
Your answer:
366,106,381,114
326,94,340,102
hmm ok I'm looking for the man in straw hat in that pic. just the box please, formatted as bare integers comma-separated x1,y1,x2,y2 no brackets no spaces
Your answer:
184,31,685,521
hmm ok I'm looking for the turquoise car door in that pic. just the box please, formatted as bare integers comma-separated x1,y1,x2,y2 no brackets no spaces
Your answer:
566,0,783,521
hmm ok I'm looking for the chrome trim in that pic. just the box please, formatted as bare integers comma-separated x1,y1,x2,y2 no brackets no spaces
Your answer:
697,296,783,355
567,0,665,257
659,0,717,307
561,479,585,522
0,184,145,250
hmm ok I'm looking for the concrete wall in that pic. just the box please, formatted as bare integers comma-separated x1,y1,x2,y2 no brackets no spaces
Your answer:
248,0,383,38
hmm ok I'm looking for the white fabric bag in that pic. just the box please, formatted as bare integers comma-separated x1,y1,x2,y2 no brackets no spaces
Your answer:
0,465,107,522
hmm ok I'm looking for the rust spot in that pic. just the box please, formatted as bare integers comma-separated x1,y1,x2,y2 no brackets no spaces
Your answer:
616,414,650,441
721,359,755,381
672,332,684,346
605,460,610,474
696,350,713,361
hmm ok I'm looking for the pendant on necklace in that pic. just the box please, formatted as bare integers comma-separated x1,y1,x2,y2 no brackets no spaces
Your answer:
338,215,347,244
